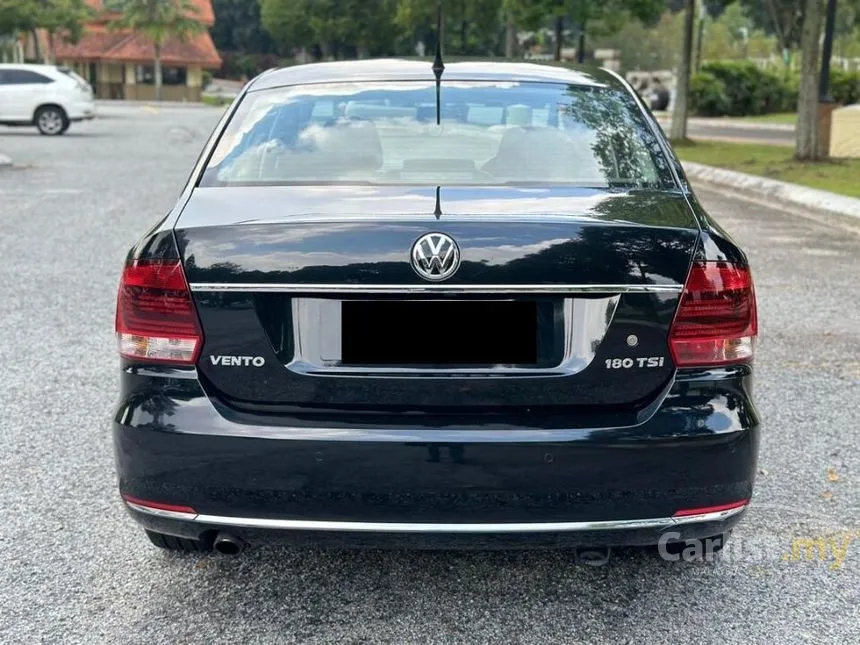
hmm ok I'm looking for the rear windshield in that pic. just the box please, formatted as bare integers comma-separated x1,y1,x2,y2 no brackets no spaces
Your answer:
201,80,675,189
58,67,90,88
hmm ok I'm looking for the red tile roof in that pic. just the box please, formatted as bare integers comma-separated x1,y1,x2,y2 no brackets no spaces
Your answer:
86,0,215,26
54,28,222,68
52,1,221,68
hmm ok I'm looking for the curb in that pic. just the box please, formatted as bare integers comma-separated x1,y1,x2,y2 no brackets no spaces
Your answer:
657,118,794,132
682,161,860,221
0,153,11,168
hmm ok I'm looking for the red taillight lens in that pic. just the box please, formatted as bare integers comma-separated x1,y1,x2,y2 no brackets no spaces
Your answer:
115,259,202,364
669,261,757,367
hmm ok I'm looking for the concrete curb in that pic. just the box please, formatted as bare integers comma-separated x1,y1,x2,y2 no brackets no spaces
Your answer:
682,161,860,220
657,118,794,132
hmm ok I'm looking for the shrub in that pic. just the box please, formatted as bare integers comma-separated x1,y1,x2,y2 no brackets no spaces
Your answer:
218,52,289,80
699,61,789,117
829,69,860,105
689,61,859,117
690,72,731,117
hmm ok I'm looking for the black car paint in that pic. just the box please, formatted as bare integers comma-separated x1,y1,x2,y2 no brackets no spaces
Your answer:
114,61,759,548
114,361,757,542
176,186,698,410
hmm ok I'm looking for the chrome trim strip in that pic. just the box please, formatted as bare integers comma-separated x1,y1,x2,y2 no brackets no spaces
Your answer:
124,502,198,521
128,504,746,533
189,283,683,294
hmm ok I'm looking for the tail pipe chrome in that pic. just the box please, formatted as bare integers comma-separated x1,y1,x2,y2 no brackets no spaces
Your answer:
212,532,245,555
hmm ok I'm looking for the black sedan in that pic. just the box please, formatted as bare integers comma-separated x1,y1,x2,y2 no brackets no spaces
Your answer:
113,60,759,557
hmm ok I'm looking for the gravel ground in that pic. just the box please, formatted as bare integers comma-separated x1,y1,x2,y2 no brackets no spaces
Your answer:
1,106,858,644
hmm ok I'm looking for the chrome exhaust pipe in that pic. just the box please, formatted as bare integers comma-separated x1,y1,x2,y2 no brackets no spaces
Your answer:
574,546,611,566
212,532,245,555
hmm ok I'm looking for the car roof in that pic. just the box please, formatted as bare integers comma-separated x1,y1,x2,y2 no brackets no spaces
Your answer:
0,63,60,70
248,59,626,93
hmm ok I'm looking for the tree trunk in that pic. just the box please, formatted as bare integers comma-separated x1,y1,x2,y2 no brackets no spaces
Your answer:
154,43,163,102
505,12,516,58
577,23,585,64
670,0,696,142
796,0,824,160
31,29,42,62
47,31,55,65
460,19,467,54
694,17,705,72
553,16,563,61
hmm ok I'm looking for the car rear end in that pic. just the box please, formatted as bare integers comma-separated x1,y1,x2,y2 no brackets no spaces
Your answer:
55,67,95,121
113,64,759,551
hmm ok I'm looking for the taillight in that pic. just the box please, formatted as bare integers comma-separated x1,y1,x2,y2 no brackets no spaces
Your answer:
115,259,202,364
669,261,757,367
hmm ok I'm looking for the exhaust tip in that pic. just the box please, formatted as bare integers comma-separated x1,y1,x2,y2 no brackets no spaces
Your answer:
574,546,611,567
212,532,245,555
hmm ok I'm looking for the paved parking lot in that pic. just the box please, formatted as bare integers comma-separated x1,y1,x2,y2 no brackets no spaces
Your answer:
1,106,858,644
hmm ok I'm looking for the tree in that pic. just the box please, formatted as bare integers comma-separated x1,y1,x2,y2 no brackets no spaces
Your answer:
741,0,804,69
39,0,92,63
260,0,313,55
0,0,90,62
670,0,696,141
210,0,276,54
506,0,666,61
262,0,397,59
795,0,823,160
0,1,38,37
395,0,502,56
110,0,206,101
0,0,37,61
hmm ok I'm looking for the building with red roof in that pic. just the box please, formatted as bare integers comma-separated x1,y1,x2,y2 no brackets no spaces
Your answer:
27,0,221,102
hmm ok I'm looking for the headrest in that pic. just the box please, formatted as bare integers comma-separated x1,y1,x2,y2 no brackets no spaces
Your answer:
506,104,533,127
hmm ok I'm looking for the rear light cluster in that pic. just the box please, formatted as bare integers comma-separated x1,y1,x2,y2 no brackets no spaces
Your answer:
669,261,757,367
115,260,202,364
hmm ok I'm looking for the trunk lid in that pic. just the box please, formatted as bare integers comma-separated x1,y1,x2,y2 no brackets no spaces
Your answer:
176,186,698,425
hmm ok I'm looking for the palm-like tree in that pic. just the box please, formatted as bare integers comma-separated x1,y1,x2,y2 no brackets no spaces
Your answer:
110,0,205,101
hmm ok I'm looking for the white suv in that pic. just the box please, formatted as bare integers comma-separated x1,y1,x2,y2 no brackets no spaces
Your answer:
0,64,96,135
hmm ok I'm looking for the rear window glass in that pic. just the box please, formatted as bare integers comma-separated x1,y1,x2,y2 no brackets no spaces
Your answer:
58,67,90,87
201,80,675,189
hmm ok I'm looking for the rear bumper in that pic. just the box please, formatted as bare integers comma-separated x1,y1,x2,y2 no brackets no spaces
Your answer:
67,100,96,121
125,502,749,549
113,365,760,548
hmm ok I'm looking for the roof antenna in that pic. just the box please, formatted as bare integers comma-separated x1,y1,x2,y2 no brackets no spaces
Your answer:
432,1,445,222
432,0,444,126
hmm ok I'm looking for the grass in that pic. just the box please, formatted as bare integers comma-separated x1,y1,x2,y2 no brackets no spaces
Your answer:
201,95,233,107
733,112,797,125
674,140,860,199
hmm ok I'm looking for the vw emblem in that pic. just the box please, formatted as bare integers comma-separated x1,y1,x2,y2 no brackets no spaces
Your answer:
410,232,460,282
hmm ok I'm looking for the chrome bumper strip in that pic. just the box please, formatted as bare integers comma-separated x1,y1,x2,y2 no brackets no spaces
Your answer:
189,283,683,295
125,502,200,521
127,503,746,533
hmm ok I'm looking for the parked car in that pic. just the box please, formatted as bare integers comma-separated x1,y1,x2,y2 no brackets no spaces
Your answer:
0,64,95,135
114,60,760,557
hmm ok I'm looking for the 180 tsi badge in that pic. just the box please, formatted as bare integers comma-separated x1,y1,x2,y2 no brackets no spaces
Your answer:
605,357,665,369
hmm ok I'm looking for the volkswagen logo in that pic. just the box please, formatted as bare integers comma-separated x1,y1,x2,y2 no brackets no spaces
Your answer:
410,233,460,282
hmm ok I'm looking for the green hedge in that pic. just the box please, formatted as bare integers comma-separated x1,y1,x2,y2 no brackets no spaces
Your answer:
690,61,860,117
831,68,860,105
689,72,731,116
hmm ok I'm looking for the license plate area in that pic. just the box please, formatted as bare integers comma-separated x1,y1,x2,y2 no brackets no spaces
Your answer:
285,295,620,377
342,300,539,367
